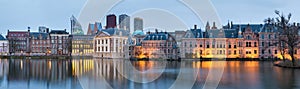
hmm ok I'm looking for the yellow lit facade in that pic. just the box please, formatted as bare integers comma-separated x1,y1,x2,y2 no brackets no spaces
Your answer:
72,35,94,56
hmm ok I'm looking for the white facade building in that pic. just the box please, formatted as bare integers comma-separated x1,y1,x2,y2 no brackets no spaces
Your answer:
0,35,8,55
94,28,129,58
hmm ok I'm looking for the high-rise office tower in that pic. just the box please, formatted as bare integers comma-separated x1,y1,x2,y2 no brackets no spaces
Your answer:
106,14,117,29
119,14,130,31
134,17,143,32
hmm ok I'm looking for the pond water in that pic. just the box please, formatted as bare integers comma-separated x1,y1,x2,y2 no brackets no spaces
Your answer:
0,59,298,89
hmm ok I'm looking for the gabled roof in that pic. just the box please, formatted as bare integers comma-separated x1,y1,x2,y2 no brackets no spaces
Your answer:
0,34,6,40
184,28,203,38
206,29,238,38
132,30,145,36
259,24,278,33
99,28,130,37
230,24,263,33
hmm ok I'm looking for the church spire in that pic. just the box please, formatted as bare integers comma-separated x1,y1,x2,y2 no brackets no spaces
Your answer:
206,21,210,31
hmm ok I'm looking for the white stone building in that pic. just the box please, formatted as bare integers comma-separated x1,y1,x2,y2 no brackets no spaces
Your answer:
94,28,130,58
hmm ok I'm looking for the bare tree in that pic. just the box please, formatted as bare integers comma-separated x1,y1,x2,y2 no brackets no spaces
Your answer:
274,10,300,66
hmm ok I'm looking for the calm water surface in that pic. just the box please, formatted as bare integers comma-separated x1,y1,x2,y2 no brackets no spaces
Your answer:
0,58,298,89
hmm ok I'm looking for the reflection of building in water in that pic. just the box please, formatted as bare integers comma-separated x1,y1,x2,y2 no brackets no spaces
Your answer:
7,59,71,81
71,59,94,76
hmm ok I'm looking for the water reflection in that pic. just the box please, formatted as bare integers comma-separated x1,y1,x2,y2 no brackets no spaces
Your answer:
0,59,299,89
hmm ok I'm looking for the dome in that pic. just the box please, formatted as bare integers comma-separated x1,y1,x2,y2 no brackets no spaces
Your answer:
132,30,145,36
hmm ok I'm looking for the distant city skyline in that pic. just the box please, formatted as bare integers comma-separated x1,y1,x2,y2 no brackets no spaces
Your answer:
0,0,300,34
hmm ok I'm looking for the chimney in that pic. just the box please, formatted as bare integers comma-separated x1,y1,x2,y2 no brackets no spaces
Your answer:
46,28,49,33
212,22,217,29
231,21,233,29
194,25,197,29
27,27,31,32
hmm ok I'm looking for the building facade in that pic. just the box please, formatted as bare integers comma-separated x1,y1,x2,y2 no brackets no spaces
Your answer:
30,32,51,56
140,30,178,59
71,35,94,56
0,34,9,55
94,28,129,58
6,30,30,56
49,30,71,55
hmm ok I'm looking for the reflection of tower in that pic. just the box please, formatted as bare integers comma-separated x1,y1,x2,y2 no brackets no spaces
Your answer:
134,17,143,32
106,14,117,29
119,14,130,32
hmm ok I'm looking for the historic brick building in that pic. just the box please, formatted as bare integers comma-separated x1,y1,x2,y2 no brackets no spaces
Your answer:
6,29,30,56
30,32,51,56
140,30,179,59
49,29,71,55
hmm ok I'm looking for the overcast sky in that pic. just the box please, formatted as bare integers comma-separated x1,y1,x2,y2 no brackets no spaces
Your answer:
0,0,299,34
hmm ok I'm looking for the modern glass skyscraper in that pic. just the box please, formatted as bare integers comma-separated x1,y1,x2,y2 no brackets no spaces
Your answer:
119,14,130,32
70,15,84,35
134,17,143,32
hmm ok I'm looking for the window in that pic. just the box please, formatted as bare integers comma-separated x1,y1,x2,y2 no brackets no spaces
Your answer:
234,50,237,55
247,35,251,40
275,50,278,54
229,45,231,48
268,34,272,39
261,34,265,39
261,42,264,47
239,42,242,47
249,42,252,47
254,50,257,54
206,44,209,48
254,42,257,47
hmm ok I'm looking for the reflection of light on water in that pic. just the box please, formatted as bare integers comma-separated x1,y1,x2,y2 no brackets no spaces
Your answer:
72,59,94,76
20,60,23,70
48,61,51,70
134,61,154,72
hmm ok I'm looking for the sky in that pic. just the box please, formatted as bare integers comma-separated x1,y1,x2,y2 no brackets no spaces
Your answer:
0,0,300,34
